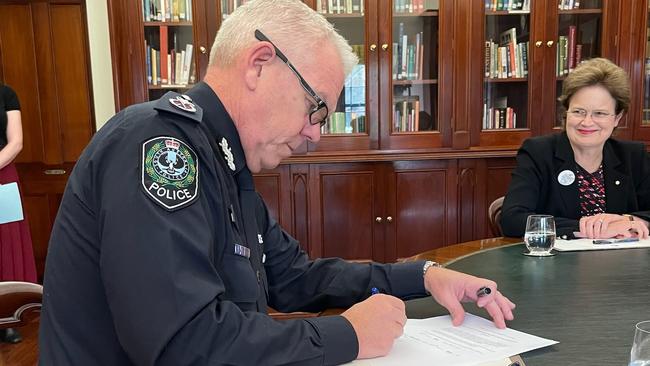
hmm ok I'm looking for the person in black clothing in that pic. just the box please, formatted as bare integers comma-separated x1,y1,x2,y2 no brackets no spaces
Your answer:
39,1,515,364
501,58,650,240
0,83,38,344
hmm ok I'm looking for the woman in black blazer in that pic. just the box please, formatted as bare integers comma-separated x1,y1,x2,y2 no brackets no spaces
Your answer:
501,58,650,239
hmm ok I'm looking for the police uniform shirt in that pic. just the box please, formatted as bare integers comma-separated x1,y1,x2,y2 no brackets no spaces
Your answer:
39,82,428,365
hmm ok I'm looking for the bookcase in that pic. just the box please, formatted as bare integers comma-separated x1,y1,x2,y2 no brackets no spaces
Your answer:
476,0,618,148
142,0,197,101
108,0,650,263
307,0,449,152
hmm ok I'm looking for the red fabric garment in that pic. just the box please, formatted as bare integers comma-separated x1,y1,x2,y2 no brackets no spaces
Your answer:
0,162,37,282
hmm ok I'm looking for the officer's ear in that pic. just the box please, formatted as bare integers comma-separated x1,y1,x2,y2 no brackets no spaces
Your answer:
243,42,275,91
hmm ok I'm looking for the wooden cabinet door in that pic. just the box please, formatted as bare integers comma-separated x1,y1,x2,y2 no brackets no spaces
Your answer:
466,0,621,148
305,0,379,152
254,165,292,232
0,1,94,281
108,0,211,109
307,163,385,261
627,0,650,142
383,160,457,261
377,0,452,150
457,158,517,242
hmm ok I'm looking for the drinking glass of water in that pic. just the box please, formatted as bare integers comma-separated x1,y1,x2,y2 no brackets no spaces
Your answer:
630,321,650,366
523,215,556,256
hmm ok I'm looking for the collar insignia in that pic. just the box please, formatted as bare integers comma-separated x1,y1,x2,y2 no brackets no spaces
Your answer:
219,137,236,171
169,95,196,113
257,234,264,244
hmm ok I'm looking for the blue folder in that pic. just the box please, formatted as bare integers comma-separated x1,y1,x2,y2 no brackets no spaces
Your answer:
0,182,24,224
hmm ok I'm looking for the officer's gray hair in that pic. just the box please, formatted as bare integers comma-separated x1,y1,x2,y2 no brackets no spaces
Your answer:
208,0,358,77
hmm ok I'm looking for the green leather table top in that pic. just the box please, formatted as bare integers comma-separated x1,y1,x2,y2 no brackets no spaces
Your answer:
405,243,650,365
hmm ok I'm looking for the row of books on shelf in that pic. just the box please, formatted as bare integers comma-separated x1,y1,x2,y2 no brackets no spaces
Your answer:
485,27,529,79
393,98,421,132
558,0,582,10
316,0,364,15
143,0,192,22
483,106,518,129
393,0,438,14
221,0,248,18
485,0,530,12
556,26,584,76
321,112,366,134
393,25,427,80
485,40,529,79
146,42,195,86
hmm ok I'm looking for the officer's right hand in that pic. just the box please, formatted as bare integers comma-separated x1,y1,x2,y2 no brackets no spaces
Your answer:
341,294,406,359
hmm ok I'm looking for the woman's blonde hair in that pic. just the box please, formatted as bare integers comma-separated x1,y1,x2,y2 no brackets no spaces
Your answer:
558,57,630,116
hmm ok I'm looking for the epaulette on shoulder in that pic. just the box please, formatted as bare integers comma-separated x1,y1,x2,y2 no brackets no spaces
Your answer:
153,91,203,123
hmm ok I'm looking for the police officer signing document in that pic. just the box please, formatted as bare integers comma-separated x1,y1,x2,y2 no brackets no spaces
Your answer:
39,1,515,364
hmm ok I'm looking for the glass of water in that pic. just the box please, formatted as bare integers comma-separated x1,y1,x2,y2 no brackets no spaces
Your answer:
523,215,556,256
631,321,650,366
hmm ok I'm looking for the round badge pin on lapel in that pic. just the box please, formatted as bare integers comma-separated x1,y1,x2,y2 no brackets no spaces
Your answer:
557,170,575,186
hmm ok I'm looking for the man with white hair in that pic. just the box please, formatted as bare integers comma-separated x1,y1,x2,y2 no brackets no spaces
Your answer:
39,1,515,364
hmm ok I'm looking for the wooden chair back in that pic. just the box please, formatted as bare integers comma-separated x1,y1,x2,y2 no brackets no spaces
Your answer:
0,281,43,329
488,196,505,237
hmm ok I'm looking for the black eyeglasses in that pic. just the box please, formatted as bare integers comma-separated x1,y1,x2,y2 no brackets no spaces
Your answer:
254,29,329,127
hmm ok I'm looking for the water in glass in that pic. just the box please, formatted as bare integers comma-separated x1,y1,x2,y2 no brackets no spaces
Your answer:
524,231,556,254
524,215,555,256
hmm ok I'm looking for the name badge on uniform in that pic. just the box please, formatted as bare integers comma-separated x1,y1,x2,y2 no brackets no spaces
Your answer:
557,170,575,186
234,243,250,258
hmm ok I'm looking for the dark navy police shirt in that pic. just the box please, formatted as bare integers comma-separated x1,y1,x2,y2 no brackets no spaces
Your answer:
39,82,426,366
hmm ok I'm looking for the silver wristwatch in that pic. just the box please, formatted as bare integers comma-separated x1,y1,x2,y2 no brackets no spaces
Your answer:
422,260,441,277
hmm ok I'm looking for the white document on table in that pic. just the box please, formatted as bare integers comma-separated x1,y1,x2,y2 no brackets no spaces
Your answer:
0,182,24,224
348,313,557,366
554,238,650,251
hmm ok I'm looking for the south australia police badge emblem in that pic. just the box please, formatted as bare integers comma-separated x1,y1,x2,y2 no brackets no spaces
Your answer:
142,136,199,210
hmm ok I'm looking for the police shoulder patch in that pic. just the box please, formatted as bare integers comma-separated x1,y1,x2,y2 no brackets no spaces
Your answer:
141,136,199,211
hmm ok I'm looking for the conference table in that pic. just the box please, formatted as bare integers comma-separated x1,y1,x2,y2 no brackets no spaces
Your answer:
404,237,650,365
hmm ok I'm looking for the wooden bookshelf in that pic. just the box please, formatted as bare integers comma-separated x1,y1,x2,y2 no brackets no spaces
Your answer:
106,0,650,263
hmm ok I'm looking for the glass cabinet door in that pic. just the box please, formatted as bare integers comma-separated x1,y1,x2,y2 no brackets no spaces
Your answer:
483,1,531,131
643,1,650,126
379,0,443,150
316,0,367,136
554,0,604,127
143,0,196,101
391,1,439,134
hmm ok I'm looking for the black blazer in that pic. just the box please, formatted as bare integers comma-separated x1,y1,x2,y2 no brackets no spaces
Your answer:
501,132,650,238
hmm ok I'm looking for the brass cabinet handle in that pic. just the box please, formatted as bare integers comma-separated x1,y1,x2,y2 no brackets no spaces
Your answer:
369,44,377,51
199,46,207,54
535,41,543,47
375,216,382,223
546,40,554,47
386,216,393,223
381,43,389,51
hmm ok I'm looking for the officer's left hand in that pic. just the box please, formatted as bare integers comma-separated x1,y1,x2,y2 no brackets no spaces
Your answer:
424,267,515,329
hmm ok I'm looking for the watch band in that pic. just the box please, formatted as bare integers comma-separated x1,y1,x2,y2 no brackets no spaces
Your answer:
423,260,441,277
